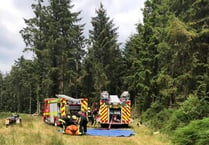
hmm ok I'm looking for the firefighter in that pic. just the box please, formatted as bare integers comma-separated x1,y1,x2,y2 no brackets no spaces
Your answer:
87,107,93,124
77,111,88,134
59,115,77,132
65,115,81,135
89,102,99,126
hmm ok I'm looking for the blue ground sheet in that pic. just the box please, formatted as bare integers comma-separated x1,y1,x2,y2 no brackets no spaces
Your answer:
87,128,134,137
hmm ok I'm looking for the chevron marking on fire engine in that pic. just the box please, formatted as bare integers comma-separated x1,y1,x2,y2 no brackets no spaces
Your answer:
122,104,131,123
122,110,129,120
81,99,88,112
100,105,107,114
100,104,108,123
123,105,131,115
61,99,66,117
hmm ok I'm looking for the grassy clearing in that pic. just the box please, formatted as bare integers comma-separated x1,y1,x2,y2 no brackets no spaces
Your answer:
0,113,172,145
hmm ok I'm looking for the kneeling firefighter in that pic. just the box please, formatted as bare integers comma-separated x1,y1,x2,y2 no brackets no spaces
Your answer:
65,115,81,135
59,115,78,133
59,113,88,135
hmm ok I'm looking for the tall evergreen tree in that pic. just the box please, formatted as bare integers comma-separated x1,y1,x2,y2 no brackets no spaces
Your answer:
123,24,150,111
0,57,37,113
20,0,50,113
86,3,122,98
168,0,209,100
20,0,85,100
0,72,3,111
46,0,85,97
123,0,174,111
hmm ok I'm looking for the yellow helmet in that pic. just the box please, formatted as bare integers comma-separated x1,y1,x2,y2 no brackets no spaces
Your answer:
72,115,77,120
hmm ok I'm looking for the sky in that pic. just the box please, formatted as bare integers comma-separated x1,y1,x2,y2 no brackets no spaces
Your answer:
0,0,145,74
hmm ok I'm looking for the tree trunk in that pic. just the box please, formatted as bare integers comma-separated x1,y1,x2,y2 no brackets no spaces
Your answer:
29,85,32,114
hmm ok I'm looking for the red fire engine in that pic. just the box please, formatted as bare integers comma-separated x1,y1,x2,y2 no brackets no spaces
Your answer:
43,94,88,126
98,91,131,128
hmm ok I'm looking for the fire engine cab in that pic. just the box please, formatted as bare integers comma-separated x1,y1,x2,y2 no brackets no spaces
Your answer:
98,91,131,127
43,94,88,126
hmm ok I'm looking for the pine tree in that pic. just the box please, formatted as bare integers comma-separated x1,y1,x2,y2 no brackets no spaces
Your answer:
20,0,50,113
20,0,85,113
169,0,209,100
46,0,85,97
86,3,122,97
123,0,177,111
0,72,3,111
20,0,85,99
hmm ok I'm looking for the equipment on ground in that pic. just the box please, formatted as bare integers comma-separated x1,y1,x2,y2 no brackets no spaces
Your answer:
98,91,131,128
43,94,88,126
65,125,80,135
5,114,22,127
87,128,134,137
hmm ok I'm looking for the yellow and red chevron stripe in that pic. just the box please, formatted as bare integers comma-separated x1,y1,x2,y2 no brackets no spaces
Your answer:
99,102,108,123
81,98,88,112
60,98,66,117
122,101,131,124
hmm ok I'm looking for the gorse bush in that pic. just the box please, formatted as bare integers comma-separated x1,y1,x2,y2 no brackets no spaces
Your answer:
141,101,165,122
141,102,175,131
178,95,209,121
141,95,209,139
164,109,186,133
149,108,174,131
164,95,209,133
173,118,209,145
151,108,174,131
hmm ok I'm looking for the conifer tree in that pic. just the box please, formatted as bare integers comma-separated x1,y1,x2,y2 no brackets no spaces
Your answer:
20,0,85,98
87,3,122,97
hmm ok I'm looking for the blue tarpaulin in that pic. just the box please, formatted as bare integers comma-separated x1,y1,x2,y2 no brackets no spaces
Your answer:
87,128,134,137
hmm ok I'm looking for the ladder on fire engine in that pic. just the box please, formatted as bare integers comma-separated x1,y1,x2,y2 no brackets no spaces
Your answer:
56,94,81,104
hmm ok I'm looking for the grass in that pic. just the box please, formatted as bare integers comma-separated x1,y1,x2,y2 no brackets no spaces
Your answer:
0,113,172,145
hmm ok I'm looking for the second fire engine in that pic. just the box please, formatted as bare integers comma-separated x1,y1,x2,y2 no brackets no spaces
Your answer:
43,94,88,126
98,91,131,128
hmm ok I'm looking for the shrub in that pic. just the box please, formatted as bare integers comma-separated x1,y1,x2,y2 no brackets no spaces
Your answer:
164,95,209,133
164,109,187,133
141,101,165,122
172,118,209,145
179,95,209,121
140,102,175,130
146,108,174,131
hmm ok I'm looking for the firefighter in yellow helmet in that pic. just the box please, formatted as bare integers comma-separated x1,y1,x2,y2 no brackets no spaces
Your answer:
59,115,77,132
65,115,80,135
